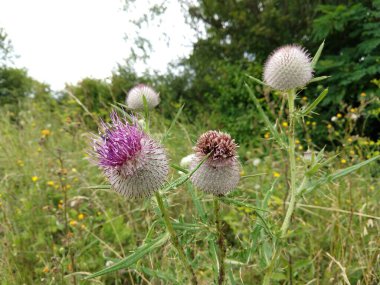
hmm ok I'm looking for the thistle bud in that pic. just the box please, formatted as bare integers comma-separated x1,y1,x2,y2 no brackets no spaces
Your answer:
126,84,160,110
263,45,313,91
89,111,168,198
190,131,240,196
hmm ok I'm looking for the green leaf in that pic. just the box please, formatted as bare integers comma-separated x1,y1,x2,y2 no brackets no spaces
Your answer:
245,74,269,87
304,155,379,194
84,233,170,279
301,88,329,116
245,83,287,148
139,266,179,284
311,40,325,68
161,104,184,143
308,75,331,83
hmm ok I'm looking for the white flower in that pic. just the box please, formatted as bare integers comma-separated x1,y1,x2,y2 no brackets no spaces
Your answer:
252,158,261,167
180,154,195,169
331,116,338,122
126,84,160,110
254,184,261,190
263,45,313,91
349,113,359,121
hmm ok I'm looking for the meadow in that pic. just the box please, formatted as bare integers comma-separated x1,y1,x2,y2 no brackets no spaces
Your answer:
0,83,378,284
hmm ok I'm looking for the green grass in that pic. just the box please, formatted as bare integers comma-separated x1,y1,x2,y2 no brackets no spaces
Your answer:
0,99,379,284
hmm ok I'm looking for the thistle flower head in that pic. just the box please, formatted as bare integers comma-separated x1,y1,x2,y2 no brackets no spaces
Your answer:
126,84,160,110
90,111,168,198
190,130,240,196
263,45,313,91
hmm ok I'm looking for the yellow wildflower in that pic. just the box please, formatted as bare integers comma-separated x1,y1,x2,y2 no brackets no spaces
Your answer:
306,121,311,126
327,124,332,129
341,159,347,164
264,132,270,139
47,181,55,187
360,92,366,97
347,138,352,143
312,122,316,126
78,213,85,220
32,176,39,182
273,171,281,178
302,96,307,101
350,108,356,113
42,266,49,273
41,129,51,137
298,145,303,150
349,150,355,156
337,113,342,118
295,139,300,144
282,122,289,128
69,220,77,227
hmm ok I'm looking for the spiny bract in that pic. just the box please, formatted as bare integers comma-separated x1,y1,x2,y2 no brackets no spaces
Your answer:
126,84,160,110
263,45,313,91
90,111,168,198
190,130,240,196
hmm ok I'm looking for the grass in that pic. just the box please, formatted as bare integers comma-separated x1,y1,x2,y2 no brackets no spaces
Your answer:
0,98,379,284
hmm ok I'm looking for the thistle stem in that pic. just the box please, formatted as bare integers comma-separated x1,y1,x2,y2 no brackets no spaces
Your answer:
263,89,298,284
154,192,198,285
214,197,226,285
280,89,297,237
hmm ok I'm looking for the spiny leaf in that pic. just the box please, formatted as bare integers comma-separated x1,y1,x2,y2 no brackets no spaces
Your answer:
245,74,269,87
161,104,184,143
311,40,325,68
308,76,331,83
301,88,329,116
84,233,170,279
245,83,287,148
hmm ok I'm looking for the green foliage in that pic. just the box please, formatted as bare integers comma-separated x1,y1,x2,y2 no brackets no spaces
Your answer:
310,0,380,139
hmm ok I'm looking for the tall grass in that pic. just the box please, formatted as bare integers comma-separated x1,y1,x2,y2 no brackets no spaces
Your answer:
0,97,379,284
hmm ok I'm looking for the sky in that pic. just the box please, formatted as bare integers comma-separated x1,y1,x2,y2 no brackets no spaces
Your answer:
0,0,199,90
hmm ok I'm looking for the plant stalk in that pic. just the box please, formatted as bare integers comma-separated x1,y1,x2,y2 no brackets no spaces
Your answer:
280,89,297,237
263,89,298,284
154,192,198,285
214,197,226,285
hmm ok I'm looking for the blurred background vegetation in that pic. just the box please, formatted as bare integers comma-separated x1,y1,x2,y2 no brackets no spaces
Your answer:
0,0,379,284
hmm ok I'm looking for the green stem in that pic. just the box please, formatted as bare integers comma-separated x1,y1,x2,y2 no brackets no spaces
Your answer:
214,197,225,285
154,192,198,285
280,89,297,237
263,89,298,284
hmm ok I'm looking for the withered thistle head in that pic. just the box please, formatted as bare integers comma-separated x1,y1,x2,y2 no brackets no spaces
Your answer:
89,111,168,198
263,45,313,91
190,131,240,196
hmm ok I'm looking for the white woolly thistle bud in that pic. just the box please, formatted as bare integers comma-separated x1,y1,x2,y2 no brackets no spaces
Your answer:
190,131,240,196
126,84,160,110
263,45,313,91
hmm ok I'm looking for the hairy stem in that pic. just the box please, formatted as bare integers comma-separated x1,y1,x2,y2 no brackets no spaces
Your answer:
214,197,226,285
154,192,198,285
263,89,298,284
280,89,297,237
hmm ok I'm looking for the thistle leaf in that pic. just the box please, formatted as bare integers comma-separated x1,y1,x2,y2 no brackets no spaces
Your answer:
84,233,170,279
311,40,325,68
301,88,329,116
245,83,287,148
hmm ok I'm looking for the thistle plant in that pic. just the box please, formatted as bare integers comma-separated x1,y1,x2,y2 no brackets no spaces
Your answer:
90,111,168,198
246,42,379,284
86,89,199,284
190,130,241,285
126,84,160,110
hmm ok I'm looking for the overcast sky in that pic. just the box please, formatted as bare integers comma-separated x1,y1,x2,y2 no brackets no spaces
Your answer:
0,0,198,90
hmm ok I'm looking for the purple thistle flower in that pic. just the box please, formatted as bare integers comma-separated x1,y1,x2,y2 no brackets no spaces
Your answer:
90,111,168,198
190,130,240,196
